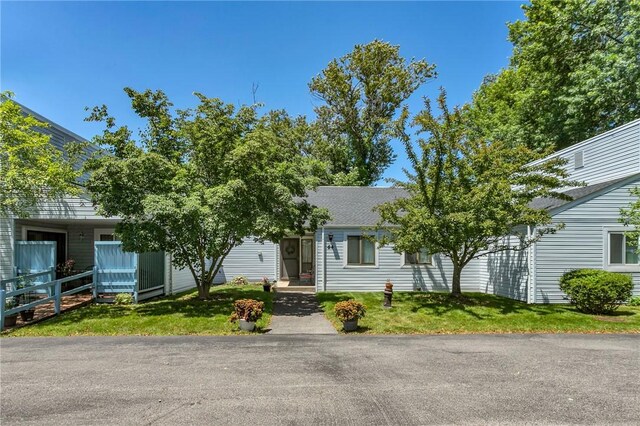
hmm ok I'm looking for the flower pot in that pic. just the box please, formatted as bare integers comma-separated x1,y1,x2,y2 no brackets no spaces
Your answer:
4,314,18,328
20,309,36,322
263,284,272,292
342,319,358,332
239,319,256,332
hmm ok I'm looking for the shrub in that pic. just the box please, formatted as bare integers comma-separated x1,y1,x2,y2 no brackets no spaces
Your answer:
627,296,640,306
334,300,367,322
5,296,17,310
114,293,134,305
231,276,249,286
230,299,264,323
559,269,633,314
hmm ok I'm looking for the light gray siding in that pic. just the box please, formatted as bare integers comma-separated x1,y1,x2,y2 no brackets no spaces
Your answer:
318,228,480,292
27,195,105,220
220,238,277,283
0,218,14,281
534,177,640,303
171,266,198,294
528,119,639,186
485,246,529,302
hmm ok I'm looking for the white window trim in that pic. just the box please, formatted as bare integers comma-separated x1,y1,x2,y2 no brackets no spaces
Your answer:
94,228,117,242
343,233,379,269
602,227,640,272
400,250,434,268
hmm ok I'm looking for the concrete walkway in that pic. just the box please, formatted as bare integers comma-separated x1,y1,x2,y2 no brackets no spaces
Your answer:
268,292,338,334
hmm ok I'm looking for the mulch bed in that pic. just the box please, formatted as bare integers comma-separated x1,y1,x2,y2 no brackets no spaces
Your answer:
3,293,93,332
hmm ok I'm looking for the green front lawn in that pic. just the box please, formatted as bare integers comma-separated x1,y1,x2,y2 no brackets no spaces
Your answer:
317,291,640,334
4,284,273,337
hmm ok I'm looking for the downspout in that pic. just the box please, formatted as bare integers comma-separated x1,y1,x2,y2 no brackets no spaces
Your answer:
321,226,327,292
531,227,537,304
167,253,173,295
526,226,536,304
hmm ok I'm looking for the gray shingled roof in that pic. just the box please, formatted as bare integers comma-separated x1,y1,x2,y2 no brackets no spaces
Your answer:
528,175,634,211
304,176,637,226
304,186,408,226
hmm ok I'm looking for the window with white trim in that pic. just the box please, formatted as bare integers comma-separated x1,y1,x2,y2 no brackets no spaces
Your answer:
609,232,639,265
405,248,432,265
347,236,375,265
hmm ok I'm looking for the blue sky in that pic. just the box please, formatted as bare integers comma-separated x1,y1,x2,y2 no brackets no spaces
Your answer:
2,1,525,183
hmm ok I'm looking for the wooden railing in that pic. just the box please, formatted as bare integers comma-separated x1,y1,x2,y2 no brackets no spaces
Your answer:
0,270,94,330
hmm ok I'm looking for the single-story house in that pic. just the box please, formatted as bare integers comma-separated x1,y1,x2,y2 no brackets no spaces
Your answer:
210,119,640,303
1,104,638,303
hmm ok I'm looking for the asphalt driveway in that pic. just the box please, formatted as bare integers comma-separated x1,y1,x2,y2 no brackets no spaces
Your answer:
1,334,639,425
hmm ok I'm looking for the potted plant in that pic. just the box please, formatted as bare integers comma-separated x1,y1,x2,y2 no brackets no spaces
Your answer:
261,276,272,292
334,300,366,332
16,276,36,322
230,299,264,332
231,275,249,286
4,297,18,328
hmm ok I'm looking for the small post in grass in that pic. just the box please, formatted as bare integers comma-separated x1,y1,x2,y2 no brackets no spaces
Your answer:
383,279,393,309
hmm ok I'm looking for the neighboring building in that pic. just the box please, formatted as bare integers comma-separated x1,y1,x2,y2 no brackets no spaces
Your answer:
1,104,638,303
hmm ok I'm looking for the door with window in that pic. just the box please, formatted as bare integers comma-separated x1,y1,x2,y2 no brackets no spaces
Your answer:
280,238,300,280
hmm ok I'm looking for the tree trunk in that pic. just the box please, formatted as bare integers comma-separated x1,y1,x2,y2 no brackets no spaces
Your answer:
451,263,462,296
197,279,211,300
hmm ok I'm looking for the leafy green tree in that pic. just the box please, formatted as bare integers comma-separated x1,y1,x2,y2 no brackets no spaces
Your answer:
309,40,436,185
0,92,82,218
86,88,328,299
469,0,640,151
376,90,576,296
620,186,640,244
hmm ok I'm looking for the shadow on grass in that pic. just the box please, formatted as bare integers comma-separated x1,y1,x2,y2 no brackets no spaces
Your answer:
13,285,273,329
317,291,639,322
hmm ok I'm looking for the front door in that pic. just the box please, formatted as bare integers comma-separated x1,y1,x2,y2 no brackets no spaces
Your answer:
280,238,299,280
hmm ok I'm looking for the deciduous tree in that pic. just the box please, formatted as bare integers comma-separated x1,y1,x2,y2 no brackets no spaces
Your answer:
469,0,640,151
0,92,82,218
86,89,328,299
376,90,576,296
309,40,435,185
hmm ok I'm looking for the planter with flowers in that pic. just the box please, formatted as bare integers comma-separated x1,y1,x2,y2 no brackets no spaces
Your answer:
230,299,265,332
334,300,367,332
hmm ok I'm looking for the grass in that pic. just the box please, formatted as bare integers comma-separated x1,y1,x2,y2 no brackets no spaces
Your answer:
317,291,640,334
3,284,273,337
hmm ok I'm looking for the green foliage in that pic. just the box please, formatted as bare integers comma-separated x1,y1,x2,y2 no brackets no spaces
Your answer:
376,89,576,295
0,92,82,217
230,298,264,323
620,186,640,244
334,300,367,322
4,296,17,310
469,0,640,151
85,89,328,299
113,293,134,306
309,40,436,185
559,269,633,314
231,276,250,286
627,296,640,307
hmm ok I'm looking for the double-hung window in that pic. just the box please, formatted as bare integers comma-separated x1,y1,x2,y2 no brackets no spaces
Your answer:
609,232,639,266
405,248,432,265
347,236,375,266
